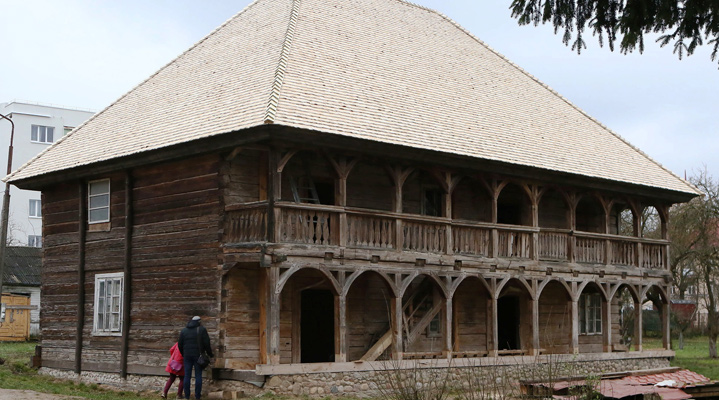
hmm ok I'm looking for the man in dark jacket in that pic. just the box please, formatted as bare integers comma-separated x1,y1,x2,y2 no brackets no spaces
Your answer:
178,316,214,399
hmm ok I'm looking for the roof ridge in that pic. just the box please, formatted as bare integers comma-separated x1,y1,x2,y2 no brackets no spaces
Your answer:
390,0,699,196
264,0,303,124
4,0,264,183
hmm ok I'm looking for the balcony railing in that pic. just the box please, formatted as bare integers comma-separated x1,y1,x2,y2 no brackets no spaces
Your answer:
224,202,669,270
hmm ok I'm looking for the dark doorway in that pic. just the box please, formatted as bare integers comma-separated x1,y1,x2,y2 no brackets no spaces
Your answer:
497,296,520,350
301,289,335,363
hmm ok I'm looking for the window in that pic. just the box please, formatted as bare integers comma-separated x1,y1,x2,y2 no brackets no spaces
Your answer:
93,272,123,335
28,235,42,248
31,125,55,143
422,187,443,217
88,180,110,223
579,293,602,335
64,126,74,135
29,199,41,218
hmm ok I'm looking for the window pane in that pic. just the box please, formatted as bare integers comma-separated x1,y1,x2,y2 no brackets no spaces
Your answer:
89,194,109,209
89,208,109,222
97,313,104,331
89,180,110,195
113,279,121,295
111,313,119,330
39,126,46,142
46,127,54,142
99,281,105,297
31,125,38,141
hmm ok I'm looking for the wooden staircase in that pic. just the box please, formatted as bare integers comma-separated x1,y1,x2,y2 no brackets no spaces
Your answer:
360,278,442,361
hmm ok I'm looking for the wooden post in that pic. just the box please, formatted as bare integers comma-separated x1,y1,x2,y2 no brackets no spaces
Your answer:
662,296,671,350
634,298,642,352
530,187,539,261
491,189,499,258
389,167,412,251
336,177,347,247
603,297,612,352
120,171,133,379
571,298,579,354
267,151,281,243
568,195,577,263
531,296,540,355
489,294,498,357
391,296,403,360
268,267,281,364
75,181,87,374
335,294,347,362
444,296,453,358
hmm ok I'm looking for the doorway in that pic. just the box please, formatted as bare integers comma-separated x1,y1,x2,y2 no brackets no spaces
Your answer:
497,296,520,350
300,289,335,363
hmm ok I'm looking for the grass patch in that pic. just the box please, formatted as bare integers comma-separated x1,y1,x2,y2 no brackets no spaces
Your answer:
0,342,159,399
670,336,719,380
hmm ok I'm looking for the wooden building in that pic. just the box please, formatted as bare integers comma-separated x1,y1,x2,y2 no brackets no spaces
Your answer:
6,0,699,391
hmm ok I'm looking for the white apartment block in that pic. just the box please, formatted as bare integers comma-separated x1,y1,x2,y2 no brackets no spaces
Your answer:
0,101,94,247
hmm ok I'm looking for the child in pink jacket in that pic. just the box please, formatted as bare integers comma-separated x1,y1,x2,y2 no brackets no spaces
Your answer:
162,342,185,399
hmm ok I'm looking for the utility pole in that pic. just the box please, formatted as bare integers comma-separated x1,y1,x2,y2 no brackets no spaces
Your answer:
0,112,16,311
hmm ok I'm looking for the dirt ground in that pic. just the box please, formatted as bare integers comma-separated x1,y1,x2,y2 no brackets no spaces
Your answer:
0,389,83,399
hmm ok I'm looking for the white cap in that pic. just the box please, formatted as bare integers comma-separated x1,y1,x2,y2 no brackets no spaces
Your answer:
192,316,201,321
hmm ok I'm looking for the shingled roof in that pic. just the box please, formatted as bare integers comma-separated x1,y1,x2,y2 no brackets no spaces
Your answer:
6,0,699,196
2,246,41,287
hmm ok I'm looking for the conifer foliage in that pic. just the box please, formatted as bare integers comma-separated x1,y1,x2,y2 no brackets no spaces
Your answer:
510,0,719,65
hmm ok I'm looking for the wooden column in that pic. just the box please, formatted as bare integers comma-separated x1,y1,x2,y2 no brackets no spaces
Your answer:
335,294,347,362
571,298,579,354
663,295,671,350
491,183,499,259
391,296,403,360
75,181,87,374
267,151,281,243
530,296,540,355
267,267,281,364
568,194,577,263
444,296,453,358
530,186,539,261
603,297,612,352
120,171,133,379
388,167,412,251
634,298,643,351
489,293,498,357
329,156,355,247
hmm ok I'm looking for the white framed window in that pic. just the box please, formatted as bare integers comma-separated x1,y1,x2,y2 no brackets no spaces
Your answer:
88,179,110,223
28,235,42,248
29,199,41,218
579,293,602,335
93,272,123,335
31,125,55,144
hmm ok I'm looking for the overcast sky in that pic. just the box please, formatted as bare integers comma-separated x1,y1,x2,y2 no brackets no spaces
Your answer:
1,0,717,182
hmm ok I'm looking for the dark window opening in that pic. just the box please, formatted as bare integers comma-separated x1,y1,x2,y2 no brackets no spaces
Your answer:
422,188,443,217
314,181,335,206
300,289,335,363
497,204,521,225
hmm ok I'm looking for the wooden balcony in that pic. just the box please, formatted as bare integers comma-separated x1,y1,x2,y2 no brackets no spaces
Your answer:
224,201,668,270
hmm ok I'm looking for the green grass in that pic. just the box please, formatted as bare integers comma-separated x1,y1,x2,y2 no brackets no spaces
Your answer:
0,342,159,399
642,336,719,380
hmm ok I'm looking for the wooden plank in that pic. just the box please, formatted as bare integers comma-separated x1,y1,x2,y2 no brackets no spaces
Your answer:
75,181,86,374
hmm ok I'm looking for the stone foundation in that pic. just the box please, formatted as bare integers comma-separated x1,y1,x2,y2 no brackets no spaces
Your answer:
39,353,671,398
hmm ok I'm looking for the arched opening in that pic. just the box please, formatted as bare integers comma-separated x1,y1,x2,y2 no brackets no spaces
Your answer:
538,189,569,229
496,183,531,226
346,271,395,361
537,280,571,354
609,202,636,237
452,277,491,355
576,195,605,233
640,206,662,239
346,161,394,211
643,285,670,350
612,285,639,352
280,268,338,363
280,151,336,205
402,275,447,355
452,178,492,222
497,279,532,352
402,171,446,217
221,263,262,369
577,282,606,353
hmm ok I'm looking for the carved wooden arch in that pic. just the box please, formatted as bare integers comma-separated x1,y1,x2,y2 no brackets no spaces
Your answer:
536,186,574,229
324,152,360,180
640,283,669,304
275,265,342,296
398,271,449,299
608,282,641,303
536,277,573,300
384,165,414,189
341,268,398,298
495,276,534,299
575,280,609,302
495,180,534,204
448,273,492,298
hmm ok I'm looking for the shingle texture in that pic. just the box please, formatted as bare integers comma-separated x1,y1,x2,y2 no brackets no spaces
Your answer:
2,246,41,287
6,0,699,196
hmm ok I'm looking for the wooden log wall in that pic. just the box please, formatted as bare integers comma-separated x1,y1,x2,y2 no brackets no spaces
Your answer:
40,154,223,373
538,284,571,354
221,263,262,369
452,180,492,222
223,148,264,204
453,280,489,354
345,162,394,211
